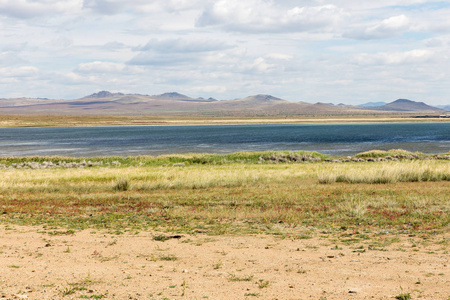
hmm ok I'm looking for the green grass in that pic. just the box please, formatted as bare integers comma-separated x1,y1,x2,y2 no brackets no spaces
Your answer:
0,151,449,236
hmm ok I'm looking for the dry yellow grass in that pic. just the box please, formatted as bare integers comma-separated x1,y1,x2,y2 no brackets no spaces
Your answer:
1,114,450,128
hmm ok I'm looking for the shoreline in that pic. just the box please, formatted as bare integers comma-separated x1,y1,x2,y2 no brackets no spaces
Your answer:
1,114,450,128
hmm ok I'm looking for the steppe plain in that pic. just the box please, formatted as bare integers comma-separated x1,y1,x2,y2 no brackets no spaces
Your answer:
0,150,449,300
0,91,449,299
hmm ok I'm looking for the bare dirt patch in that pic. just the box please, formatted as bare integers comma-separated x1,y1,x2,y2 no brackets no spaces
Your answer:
0,226,448,299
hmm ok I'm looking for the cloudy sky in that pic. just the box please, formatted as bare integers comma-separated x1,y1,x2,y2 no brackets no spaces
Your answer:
1,0,450,105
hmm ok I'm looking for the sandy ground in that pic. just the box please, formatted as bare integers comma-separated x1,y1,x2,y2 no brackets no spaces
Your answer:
0,226,448,300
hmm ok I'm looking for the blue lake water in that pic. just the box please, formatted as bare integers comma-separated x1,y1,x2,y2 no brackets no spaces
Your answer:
0,123,449,157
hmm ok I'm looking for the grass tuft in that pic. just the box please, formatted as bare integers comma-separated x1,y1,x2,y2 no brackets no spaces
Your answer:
395,293,411,300
113,179,129,191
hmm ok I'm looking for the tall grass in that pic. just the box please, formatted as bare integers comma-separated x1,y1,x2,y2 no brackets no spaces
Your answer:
318,161,450,184
0,157,449,233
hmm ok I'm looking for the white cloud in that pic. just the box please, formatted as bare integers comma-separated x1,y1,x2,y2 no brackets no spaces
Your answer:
0,0,82,18
62,72,96,85
0,66,39,77
128,52,199,66
75,61,142,73
128,37,234,66
354,49,436,65
344,15,411,40
0,52,26,66
243,57,276,73
189,85,227,94
138,38,232,53
325,0,429,10
82,0,203,15
265,53,293,60
196,0,345,33
82,0,125,15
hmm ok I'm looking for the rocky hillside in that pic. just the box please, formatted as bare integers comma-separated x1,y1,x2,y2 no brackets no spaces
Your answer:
0,92,447,116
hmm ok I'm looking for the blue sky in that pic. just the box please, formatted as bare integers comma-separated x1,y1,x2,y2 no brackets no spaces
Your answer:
1,0,450,105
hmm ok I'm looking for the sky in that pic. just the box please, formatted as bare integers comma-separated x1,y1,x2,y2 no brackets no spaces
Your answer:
1,0,450,105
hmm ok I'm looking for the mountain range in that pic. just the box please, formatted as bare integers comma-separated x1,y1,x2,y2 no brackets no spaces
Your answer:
0,91,448,116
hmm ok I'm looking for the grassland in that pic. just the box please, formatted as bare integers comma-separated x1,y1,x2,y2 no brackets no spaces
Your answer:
1,150,449,299
1,150,449,237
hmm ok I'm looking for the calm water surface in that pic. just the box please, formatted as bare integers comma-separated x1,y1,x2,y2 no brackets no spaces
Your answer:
0,123,449,157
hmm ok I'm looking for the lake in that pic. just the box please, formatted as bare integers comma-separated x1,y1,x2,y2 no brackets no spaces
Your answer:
0,123,449,157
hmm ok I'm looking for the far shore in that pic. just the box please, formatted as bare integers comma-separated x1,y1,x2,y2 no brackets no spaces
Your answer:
1,114,450,128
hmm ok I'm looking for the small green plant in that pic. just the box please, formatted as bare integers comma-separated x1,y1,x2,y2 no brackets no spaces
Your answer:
153,234,169,242
227,273,254,282
61,287,76,296
159,254,178,261
8,265,20,269
182,280,187,296
257,280,269,289
64,246,71,253
83,272,94,284
395,293,411,300
213,261,222,270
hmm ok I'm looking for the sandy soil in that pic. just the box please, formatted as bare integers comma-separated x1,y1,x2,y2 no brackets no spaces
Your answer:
0,226,448,300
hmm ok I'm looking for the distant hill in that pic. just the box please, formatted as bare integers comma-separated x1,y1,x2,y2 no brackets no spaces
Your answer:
239,94,285,104
152,92,217,102
0,92,447,116
211,94,288,107
0,97,54,107
358,102,387,107
83,91,124,98
370,99,443,112
436,105,450,111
